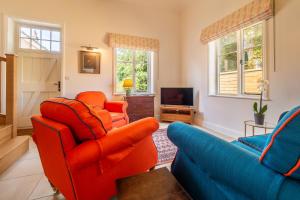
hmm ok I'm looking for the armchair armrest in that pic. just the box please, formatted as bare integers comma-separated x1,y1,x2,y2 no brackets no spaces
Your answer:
66,117,158,171
66,140,101,171
98,117,158,157
104,101,128,113
168,122,285,200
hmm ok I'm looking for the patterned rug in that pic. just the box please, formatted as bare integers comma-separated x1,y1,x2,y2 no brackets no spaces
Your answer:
152,128,177,165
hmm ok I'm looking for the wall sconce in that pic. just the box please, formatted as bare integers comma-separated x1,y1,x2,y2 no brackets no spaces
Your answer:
80,45,99,51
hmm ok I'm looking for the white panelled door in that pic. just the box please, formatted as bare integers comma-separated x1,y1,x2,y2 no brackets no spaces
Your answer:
17,52,61,128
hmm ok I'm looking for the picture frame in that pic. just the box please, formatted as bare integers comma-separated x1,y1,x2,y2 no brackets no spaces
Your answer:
79,51,101,74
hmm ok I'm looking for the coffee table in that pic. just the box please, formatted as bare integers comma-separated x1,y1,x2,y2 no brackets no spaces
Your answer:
116,167,192,200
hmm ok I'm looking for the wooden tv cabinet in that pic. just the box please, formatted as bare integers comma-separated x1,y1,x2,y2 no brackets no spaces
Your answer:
160,106,195,124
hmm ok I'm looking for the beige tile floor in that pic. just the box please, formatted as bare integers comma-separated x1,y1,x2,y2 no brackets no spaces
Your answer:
0,123,233,200
0,138,63,200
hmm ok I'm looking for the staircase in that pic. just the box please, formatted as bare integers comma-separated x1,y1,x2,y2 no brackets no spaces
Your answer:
0,54,29,174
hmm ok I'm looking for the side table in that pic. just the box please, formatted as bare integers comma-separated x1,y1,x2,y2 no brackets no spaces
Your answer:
244,120,275,137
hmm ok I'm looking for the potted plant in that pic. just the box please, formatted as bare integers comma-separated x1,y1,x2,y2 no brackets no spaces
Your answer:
253,79,269,125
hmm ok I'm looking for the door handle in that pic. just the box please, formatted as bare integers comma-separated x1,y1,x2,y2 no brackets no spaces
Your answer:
54,81,61,92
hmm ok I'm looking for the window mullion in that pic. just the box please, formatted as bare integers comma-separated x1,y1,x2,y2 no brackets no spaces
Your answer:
132,50,136,94
147,52,151,94
216,41,220,95
237,30,242,95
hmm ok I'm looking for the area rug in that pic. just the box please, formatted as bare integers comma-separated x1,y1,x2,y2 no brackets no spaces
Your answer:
152,128,177,165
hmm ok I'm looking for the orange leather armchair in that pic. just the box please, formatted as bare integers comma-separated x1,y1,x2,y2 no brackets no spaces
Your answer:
32,98,158,200
76,91,129,128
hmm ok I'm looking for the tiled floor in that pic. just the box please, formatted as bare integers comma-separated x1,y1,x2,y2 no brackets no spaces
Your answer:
0,123,233,200
0,138,63,200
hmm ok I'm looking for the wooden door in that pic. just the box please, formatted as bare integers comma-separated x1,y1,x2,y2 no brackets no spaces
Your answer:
17,52,61,128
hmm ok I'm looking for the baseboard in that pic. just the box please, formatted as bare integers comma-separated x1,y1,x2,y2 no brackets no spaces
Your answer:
155,114,160,120
202,121,241,139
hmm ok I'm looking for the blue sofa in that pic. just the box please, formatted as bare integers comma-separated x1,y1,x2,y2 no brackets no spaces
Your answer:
167,110,300,200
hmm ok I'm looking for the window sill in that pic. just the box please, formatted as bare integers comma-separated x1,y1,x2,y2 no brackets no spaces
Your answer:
208,94,271,101
113,93,155,96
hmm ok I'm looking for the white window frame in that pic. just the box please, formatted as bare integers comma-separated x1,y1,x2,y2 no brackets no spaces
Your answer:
113,48,153,95
208,21,269,100
16,23,62,54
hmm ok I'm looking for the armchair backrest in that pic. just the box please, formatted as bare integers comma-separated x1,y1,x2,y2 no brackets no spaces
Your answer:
40,98,108,142
76,91,107,110
31,116,77,200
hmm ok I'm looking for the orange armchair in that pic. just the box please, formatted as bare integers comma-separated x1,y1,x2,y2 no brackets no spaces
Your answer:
32,98,158,200
76,91,129,128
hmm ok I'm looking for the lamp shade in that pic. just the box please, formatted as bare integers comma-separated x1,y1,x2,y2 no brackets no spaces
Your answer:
123,79,133,88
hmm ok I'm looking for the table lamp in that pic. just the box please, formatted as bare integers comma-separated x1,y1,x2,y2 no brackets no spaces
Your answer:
123,79,133,96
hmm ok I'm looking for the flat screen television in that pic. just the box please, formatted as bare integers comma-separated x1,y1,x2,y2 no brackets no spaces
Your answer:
161,88,193,106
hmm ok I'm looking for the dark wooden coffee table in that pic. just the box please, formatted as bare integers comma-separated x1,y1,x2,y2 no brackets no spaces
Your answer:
116,167,192,200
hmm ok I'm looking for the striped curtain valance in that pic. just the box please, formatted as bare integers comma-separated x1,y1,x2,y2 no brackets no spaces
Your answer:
108,33,160,52
200,0,274,44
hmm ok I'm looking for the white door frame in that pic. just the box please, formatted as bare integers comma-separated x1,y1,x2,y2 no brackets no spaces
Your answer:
14,19,64,128
1,15,66,115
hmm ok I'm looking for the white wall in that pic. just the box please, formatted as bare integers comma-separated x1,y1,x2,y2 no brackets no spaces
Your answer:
0,0,181,115
180,0,300,137
2,0,299,135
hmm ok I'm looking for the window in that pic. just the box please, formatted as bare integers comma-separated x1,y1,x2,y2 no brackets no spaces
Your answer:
209,22,266,96
19,25,61,52
114,48,153,94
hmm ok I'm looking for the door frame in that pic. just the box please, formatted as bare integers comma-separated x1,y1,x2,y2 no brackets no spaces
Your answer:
1,15,66,115
15,22,63,128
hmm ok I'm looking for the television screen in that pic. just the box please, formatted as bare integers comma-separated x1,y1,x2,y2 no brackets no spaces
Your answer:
161,88,193,106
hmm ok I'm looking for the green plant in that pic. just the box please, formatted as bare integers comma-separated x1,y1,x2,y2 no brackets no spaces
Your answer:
253,79,269,116
253,102,267,116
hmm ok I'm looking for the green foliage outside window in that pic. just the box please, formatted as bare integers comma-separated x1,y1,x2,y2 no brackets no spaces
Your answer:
115,48,150,93
243,23,263,70
219,32,238,72
218,23,263,73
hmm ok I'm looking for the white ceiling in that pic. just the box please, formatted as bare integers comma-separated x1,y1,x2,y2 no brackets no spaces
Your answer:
112,0,193,12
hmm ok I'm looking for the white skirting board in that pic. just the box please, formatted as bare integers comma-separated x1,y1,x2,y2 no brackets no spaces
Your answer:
202,121,241,139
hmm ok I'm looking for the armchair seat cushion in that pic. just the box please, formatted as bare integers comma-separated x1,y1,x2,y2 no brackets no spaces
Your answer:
110,112,125,122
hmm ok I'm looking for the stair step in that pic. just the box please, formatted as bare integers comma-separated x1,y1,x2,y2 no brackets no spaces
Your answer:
0,136,30,174
0,125,12,146
0,114,6,125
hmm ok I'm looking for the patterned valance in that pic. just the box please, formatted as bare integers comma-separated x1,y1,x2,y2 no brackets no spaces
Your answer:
108,33,159,52
200,0,274,44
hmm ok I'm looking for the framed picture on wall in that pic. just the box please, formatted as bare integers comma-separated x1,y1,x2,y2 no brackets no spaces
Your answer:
79,51,101,74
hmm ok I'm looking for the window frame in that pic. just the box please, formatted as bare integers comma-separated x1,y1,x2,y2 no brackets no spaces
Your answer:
16,23,62,54
113,47,153,95
209,21,269,99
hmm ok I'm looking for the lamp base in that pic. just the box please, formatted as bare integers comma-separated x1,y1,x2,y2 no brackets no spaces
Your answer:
125,89,131,96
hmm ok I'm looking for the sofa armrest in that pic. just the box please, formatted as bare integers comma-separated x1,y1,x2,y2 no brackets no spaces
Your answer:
168,122,285,200
66,140,101,171
98,117,158,157
104,101,128,113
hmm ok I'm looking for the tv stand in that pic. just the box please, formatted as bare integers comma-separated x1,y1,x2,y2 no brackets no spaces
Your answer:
160,105,195,124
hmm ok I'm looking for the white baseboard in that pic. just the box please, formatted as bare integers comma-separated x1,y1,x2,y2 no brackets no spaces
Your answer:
202,121,242,139
155,114,160,120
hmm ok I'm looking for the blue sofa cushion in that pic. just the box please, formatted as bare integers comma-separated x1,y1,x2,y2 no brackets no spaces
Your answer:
260,106,300,179
238,134,269,153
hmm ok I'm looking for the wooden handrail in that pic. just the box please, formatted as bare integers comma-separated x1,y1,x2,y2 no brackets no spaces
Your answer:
0,57,7,62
